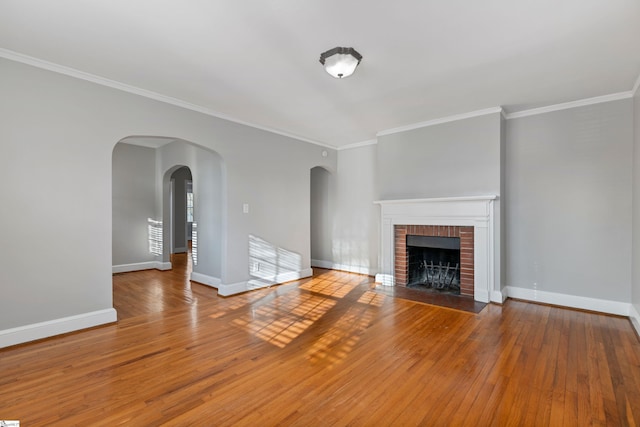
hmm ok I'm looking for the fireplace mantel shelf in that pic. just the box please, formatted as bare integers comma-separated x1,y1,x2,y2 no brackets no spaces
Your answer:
374,195,498,205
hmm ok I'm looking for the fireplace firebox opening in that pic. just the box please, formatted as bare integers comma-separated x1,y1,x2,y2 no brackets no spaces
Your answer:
394,225,474,297
407,235,460,294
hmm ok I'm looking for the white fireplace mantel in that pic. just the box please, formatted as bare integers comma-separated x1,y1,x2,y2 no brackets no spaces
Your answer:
374,195,498,303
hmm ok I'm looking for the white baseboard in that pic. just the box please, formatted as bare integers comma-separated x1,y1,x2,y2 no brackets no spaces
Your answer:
218,281,252,296
190,272,222,288
374,273,394,287
113,261,171,273
156,261,172,271
505,286,630,316
311,259,375,276
274,267,313,284
0,308,117,349
475,289,490,304
113,261,156,273
218,268,314,297
490,290,507,304
630,304,640,337
311,259,332,269
174,247,187,253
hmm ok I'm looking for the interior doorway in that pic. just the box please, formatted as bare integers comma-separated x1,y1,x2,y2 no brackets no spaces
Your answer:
169,166,193,255
112,137,225,295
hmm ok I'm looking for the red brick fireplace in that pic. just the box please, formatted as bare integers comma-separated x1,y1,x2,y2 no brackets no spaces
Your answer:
394,225,474,297
376,196,497,303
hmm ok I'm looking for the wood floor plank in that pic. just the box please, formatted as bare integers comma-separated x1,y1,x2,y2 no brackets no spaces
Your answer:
1,260,639,426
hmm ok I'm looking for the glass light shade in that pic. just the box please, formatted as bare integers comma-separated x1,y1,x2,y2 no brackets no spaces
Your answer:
320,47,362,79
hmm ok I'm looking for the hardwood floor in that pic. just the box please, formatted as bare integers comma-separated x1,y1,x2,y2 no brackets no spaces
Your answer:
1,256,640,426
373,283,487,314
112,251,208,321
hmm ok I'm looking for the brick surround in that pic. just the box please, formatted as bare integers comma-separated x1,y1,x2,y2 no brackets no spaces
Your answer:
394,225,474,297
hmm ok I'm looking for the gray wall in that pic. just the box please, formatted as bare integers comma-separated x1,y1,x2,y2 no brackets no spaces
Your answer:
633,90,640,312
112,143,157,266
334,145,379,274
0,57,335,332
310,166,335,264
377,113,502,199
310,145,379,275
505,99,633,302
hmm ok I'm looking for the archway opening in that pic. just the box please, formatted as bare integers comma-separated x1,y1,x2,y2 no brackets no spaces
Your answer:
111,136,225,317
168,166,193,256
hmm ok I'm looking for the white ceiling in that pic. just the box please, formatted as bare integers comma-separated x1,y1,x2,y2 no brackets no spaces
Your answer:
1,0,639,148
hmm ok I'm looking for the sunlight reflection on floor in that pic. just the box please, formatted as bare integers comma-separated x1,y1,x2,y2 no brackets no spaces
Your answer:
299,277,359,298
230,277,386,359
232,292,337,348
357,290,386,307
306,304,376,367
208,290,270,319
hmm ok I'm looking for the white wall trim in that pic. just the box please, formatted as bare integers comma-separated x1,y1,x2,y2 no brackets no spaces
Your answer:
112,261,171,273
374,273,394,286
337,139,378,151
374,195,498,205
156,261,172,271
633,73,640,97
0,48,335,150
255,268,313,288
311,259,375,276
312,259,338,269
4,48,637,150
0,308,117,349
377,107,503,137
505,92,633,120
630,304,640,337
505,286,630,316
491,290,507,304
217,281,251,296
190,272,222,288
218,268,313,296
174,246,187,254
113,261,155,273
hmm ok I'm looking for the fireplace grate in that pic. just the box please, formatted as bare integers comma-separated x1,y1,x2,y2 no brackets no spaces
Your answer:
412,260,460,291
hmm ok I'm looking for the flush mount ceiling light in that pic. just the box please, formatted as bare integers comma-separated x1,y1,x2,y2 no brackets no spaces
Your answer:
319,47,362,79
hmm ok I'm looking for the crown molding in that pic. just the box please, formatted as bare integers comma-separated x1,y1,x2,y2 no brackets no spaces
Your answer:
0,48,337,150
376,107,503,138
337,139,378,151
505,91,633,120
374,195,498,205
5,47,637,148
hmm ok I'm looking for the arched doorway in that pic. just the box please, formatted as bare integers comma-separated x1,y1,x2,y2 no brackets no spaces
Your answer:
112,136,225,286
168,166,192,256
